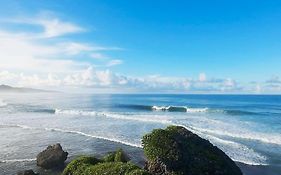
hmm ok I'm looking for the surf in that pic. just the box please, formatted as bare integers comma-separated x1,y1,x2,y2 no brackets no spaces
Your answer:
0,99,7,107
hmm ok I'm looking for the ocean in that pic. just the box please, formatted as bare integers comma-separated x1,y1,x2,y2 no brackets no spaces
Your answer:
0,93,280,175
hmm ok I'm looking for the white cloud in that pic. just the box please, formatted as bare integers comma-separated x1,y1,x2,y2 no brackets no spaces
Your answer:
0,14,124,74
266,76,281,84
90,53,107,59
107,59,123,67
59,42,93,55
255,84,262,93
37,18,84,38
199,73,206,82
1,68,280,93
5,15,85,38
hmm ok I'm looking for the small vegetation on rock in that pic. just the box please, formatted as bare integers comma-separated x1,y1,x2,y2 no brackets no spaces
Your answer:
102,148,129,163
62,149,150,175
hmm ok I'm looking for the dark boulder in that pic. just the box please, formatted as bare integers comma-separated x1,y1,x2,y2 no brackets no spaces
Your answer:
36,143,68,169
142,125,243,175
17,169,38,175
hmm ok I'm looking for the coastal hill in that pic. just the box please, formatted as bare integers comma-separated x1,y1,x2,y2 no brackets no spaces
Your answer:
0,84,55,93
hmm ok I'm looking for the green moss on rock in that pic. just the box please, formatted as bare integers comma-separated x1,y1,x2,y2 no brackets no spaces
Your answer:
102,148,130,163
62,150,149,175
62,156,100,175
84,162,141,175
102,152,115,162
128,169,151,175
142,125,243,175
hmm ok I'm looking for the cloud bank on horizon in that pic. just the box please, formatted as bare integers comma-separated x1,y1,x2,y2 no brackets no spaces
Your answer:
0,2,281,93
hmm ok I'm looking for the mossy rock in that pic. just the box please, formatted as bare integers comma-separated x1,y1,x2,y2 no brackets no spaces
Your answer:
102,148,130,163
62,150,149,175
102,152,116,162
62,156,101,175
84,162,145,175
128,169,151,175
142,125,243,175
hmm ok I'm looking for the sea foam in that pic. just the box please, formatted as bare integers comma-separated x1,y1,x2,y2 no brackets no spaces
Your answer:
55,109,172,124
0,123,141,148
0,99,7,107
152,105,208,113
0,158,36,163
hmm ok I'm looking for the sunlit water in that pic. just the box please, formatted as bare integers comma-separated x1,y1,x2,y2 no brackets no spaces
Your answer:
0,93,280,174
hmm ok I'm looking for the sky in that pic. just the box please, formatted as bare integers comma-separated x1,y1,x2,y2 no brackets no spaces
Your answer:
0,0,281,93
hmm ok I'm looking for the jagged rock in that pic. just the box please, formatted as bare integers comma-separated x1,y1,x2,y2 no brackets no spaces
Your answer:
36,143,68,169
17,169,38,175
142,125,243,175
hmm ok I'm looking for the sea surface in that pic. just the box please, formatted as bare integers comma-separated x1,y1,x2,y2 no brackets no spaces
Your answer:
0,93,280,174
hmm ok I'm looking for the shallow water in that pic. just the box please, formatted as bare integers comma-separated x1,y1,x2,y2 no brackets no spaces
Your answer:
0,93,280,174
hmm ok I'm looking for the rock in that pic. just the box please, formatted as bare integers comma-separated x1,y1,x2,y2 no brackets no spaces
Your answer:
62,156,101,175
142,125,243,175
17,169,37,175
36,143,68,169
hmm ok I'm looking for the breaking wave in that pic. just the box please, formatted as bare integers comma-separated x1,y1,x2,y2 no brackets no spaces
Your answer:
55,109,172,124
118,104,263,115
152,106,208,113
0,158,36,163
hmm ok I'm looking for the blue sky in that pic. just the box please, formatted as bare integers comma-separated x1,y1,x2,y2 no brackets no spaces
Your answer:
0,0,281,93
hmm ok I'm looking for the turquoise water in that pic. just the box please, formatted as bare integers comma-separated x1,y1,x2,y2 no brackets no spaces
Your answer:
0,93,280,174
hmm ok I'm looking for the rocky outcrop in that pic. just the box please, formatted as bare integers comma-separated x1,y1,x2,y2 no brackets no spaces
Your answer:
142,125,243,175
17,169,38,175
36,143,68,169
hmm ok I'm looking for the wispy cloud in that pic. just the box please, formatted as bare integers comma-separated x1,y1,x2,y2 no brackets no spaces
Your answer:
0,12,123,74
37,18,85,38
2,12,85,38
90,53,108,59
107,59,123,67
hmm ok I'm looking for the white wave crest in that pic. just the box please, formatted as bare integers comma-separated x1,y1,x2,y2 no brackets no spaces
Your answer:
186,125,281,146
0,158,36,163
152,105,208,113
152,106,171,110
45,128,141,148
55,109,99,116
0,123,141,148
185,107,208,113
55,109,172,124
